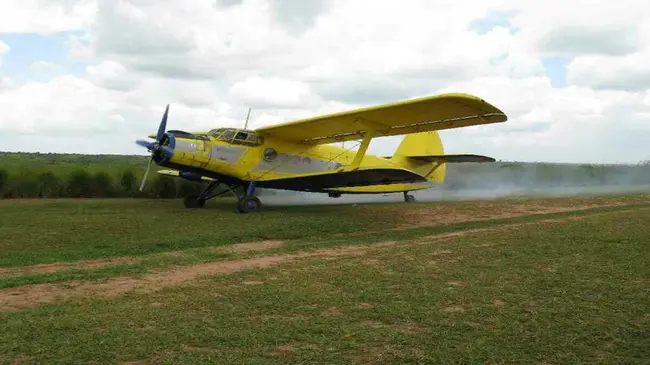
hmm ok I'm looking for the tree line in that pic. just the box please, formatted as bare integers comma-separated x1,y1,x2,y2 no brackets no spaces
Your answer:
0,168,211,199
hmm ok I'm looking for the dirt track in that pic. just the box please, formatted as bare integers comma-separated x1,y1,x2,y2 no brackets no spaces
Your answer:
2,207,643,312
1,200,635,279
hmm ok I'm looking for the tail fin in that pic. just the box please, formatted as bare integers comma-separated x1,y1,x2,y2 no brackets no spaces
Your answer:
391,131,495,183
394,131,445,158
391,132,446,182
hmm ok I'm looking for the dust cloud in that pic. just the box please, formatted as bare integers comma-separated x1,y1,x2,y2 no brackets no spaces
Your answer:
258,162,650,206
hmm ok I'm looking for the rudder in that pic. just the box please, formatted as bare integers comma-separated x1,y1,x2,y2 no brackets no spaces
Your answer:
392,131,446,183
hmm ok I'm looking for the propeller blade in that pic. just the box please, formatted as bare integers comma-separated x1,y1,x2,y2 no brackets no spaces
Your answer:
135,139,155,150
156,104,169,142
139,158,153,192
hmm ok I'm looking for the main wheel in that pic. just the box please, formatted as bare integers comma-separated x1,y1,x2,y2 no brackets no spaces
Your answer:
404,194,415,203
237,196,262,213
184,195,206,208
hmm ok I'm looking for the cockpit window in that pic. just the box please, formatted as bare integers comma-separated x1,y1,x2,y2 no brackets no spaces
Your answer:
208,129,225,138
208,128,262,146
221,130,236,140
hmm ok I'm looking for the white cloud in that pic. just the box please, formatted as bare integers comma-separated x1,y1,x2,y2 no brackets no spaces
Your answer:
0,75,122,134
229,76,320,109
507,0,648,56
0,40,9,67
0,0,96,34
0,0,649,164
567,51,650,92
28,61,67,79
86,60,141,91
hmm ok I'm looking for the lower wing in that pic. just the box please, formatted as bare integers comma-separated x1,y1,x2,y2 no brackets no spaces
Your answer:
254,168,427,192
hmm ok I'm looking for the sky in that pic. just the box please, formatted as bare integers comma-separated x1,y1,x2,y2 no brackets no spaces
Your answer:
0,0,649,164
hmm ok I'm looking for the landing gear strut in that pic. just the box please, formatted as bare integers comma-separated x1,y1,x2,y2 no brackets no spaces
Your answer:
236,182,261,213
183,180,262,213
404,191,416,203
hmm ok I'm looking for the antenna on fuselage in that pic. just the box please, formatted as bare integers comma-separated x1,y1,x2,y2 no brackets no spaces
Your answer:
244,107,252,129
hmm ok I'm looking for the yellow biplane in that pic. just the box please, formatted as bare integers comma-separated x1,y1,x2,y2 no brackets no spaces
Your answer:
135,93,507,213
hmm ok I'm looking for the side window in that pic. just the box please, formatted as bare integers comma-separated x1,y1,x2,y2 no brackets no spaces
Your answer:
245,134,259,144
234,132,248,141
221,130,236,140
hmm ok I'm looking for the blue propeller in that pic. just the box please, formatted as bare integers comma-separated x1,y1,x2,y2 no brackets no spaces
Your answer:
135,139,155,150
135,104,170,191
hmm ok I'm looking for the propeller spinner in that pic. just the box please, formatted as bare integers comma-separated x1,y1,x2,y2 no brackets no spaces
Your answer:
135,104,172,192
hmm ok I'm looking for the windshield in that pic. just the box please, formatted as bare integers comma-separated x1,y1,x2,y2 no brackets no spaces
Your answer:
208,128,263,146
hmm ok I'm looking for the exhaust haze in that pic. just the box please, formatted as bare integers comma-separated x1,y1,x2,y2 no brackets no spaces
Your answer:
258,162,650,206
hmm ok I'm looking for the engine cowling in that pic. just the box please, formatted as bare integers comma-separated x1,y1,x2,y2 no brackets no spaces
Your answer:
152,133,176,164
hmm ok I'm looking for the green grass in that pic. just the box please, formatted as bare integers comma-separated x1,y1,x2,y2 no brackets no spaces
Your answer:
0,198,387,267
1,199,647,290
1,193,649,268
1,203,648,364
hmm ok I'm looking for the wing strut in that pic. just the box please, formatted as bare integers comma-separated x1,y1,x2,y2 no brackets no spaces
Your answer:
345,117,387,171
348,129,375,170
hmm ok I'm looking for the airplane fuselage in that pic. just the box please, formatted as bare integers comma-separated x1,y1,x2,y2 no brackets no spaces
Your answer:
152,128,437,194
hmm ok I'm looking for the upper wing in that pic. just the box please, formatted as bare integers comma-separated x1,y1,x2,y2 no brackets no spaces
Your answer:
255,93,507,145
147,130,208,139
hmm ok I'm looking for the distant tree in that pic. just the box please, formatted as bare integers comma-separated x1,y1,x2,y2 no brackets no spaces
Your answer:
535,163,563,186
0,169,8,196
500,163,525,185
37,171,61,198
151,175,177,199
91,171,115,197
120,170,137,194
13,177,40,198
579,164,608,184
66,170,92,197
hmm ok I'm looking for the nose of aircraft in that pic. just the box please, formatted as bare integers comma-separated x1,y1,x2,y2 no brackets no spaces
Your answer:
151,133,175,164
133,104,175,191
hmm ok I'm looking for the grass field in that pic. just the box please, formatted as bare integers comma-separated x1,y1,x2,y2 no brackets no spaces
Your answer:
1,194,649,364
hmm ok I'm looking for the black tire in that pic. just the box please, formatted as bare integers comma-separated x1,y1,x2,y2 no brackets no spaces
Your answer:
405,194,415,203
237,196,262,213
184,195,205,208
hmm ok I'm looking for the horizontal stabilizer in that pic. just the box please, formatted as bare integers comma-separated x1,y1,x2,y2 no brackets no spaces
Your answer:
408,154,496,163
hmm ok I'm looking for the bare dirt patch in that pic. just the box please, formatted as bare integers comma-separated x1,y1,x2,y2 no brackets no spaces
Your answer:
446,281,470,287
395,202,632,230
277,344,294,352
242,281,265,286
0,257,138,277
364,321,420,333
321,307,344,316
0,240,285,278
0,245,375,311
216,240,284,253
